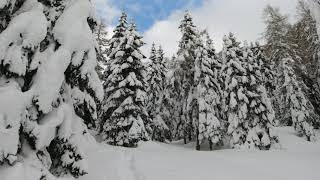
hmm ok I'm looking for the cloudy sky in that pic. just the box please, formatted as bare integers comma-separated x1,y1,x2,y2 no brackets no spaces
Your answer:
95,0,299,57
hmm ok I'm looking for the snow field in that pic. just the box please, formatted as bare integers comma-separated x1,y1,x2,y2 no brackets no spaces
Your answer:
80,127,320,180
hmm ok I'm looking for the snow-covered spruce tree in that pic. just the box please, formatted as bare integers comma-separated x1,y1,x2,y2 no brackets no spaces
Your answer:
101,22,149,147
155,46,171,141
100,12,127,131
194,37,222,151
242,43,278,150
175,11,199,144
163,54,182,141
165,62,183,140
203,30,227,124
146,43,157,76
0,0,103,178
202,30,218,63
146,44,169,142
251,42,276,97
220,33,249,148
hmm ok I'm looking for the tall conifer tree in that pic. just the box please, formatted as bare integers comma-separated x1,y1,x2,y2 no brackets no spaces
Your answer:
101,19,149,147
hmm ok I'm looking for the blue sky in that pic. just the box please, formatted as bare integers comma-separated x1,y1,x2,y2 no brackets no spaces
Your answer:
107,0,203,32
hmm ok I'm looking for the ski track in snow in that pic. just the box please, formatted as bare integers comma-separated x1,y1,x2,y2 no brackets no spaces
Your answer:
79,142,147,180
125,150,146,180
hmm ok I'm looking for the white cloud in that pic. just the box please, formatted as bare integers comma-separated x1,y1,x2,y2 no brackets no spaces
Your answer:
142,0,299,57
94,0,120,24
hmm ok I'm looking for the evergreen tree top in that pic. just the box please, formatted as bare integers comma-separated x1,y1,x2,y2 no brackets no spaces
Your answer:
222,33,246,73
177,11,199,59
179,11,195,30
112,12,128,38
129,22,136,31
223,33,241,49
205,33,214,50
128,23,145,50
150,43,157,61
157,45,164,63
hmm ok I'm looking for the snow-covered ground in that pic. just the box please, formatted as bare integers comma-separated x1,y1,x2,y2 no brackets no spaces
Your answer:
1,127,319,180
80,127,320,180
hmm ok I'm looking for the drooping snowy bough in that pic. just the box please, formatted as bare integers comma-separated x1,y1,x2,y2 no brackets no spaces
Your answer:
0,0,103,178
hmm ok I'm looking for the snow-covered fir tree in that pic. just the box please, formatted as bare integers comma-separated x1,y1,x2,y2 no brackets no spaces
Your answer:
242,43,278,150
146,44,169,142
174,11,199,144
0,0,103,178
194,36,222,151
101,21,149,147
163,54,181,140
165,61,183,141
202,30,218,62
251,42,276,97
221,35,278,149
102,12,127,79
155,46,171,141
220,33,249,148
100,12,127,131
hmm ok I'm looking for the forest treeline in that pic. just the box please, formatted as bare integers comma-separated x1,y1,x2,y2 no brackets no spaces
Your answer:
96,1,320,150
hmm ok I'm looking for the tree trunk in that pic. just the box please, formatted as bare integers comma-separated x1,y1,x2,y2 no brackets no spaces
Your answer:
152,128,156,141
196,130,200,151
184,129,187,144
209,139,213,151
188,129,192,142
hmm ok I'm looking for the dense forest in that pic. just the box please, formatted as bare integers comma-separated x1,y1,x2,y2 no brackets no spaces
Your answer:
96,1,320,149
